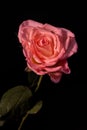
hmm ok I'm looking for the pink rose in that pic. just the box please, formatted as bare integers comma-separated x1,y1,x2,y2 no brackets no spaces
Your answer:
18,20,78,83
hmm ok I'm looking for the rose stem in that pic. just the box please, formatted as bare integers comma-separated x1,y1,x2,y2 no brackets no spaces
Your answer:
18,75,43,130
18,110,31,130
35,75,43,92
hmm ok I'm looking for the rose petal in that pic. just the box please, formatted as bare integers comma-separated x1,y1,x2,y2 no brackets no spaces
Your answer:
44,24,63,36
64,37,78,57
61,28,75,37
20,20,43,28
58,30,78,59
44,60,70,73
18,20,43,44
61,61,71,74
49,72,62,83
62,28,78,57
44,24,78,59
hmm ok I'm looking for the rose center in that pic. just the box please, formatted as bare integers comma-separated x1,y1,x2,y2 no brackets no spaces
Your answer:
38,37,49,47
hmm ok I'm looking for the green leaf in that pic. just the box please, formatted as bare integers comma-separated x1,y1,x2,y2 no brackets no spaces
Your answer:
0,86,32,118
28,100,43,114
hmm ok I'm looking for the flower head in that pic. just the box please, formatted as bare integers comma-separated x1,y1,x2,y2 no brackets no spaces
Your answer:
18,20,78,83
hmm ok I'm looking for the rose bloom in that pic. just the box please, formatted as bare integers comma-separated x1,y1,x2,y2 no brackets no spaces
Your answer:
18,20,78,83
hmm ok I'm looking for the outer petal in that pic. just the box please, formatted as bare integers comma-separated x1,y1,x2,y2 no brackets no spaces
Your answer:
61,61,71,74
58,28,78,58
49,72,62,83
18,20,43,45
64,36,78,57
48,61,70,83
44,24,74,37
44,60,70,72
19,20,43,29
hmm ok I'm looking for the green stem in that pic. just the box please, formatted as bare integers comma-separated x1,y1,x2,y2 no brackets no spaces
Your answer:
35,75,43,92
18,75,43,130
18,110,30,130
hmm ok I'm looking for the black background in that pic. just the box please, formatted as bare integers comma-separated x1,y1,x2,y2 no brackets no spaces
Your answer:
0,1,87,130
